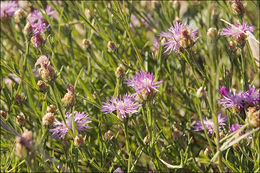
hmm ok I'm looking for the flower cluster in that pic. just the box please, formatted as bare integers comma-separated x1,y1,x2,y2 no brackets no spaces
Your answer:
49,111,92,139
35,55,56,81
160,21,198,53
193,114,227,134
218,85,260,112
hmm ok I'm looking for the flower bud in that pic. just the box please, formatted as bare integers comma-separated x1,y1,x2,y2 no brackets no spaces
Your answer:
0,110,7,118
196,86,206,98
16,112,25,126
62,92,75,107
107,41,117,52
74,134,84,146
143,136,150,144
16,94,23,103
207,28,218,38
23,22,33,36
37,80,48,92
246,106,260,128
115,64,124,78
47,105,56,114
231,0,244,16
82,39,90,48
104,130,114,141
14,9,26,22
42,113,55,126
228,40,236,52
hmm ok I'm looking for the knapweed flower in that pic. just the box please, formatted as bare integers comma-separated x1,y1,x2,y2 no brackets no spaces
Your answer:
160,21,198,53
0,1,19,19
61,84,75,107
218,86,244,112
229,123,243,133
193,114,227,134
126,71,163,99
101,94,141,118
4,73,20,86
243,85,260,106
221,23,255,45
35,55,56,81
49,111,92,139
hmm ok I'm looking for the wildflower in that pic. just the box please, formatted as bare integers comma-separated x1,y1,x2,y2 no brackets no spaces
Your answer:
126,71,163,99
218,86,244,112
207,27,218,38
14,9,26,22
0,1,19,19
74,134,84,146
160,21,198,54
31,33,45,48
193,114,227,134
221,23,255,45
115,64,124,79
16,112,25,126
47,105,56,114
35,55,56,81
243,85,260,107
231,0,244,16
49,111,92,139
101,94,141,119
37,80,47,92
246,106,260,128
229,123,243,133
4,73,20,87
42,113,55,126
61,84,75,107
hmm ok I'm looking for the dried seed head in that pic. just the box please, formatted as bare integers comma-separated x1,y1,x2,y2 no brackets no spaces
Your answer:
143,136,150,144
246,106,260,128
14,9,26,22
180,28,193,48
0,110,7,118
74,134,84,146
42,113,55,126
31,34,44,48
62,92,75,107
231,0,244,16
207,27,218,38
23,22,33,36
228,40,237,52
16,94,23,103
115,64,124,78
235,33,246,47
104,130,114,141
107,41,116,52
16,112,25,126
22,128,33,142
82,39,90,48
196,86,206,98
37,80,48,92
47,105,56,114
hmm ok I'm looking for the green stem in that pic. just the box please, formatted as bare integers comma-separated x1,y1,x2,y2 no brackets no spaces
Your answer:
123,119,131,172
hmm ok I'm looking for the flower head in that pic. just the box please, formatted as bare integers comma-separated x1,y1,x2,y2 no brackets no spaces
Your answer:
101,94,141,118
160,21,198,53
126,71,163,97
1,1,19,19
49,111,92,139
193,114,227,134
4,73,20,86
243,85,260,106
229,123,243,133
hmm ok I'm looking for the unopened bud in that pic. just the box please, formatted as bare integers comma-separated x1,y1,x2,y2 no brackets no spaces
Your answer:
82,39,90,48
47,105,56,114
0,110,7,118
231,1,244,16
246,106,260,128
74,134,84,146
42,113,55,126
115,65,124,78
37,80,48,92
104,130,114,141
207,28,218,38
14,9,26,22
16,112,25,125
143,136,150,144
107,41,117,52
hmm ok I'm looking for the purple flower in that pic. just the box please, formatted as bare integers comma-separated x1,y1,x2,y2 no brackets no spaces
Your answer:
49,111,92,139
218,87,244,110
153,37,160,52
160,21,198,53
0,1,19,18
193,114,227,134
243,85,260,106
126,71,163,95
221,22,255,39
28,6,55,25
101,94,141,118
229,123,243,133
4,73,20,85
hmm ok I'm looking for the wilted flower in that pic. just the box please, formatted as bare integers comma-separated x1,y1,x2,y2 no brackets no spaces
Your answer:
0,1,19,19
221,23,255,45
231,0,244,16
49,111,92,139
23,22,33,36
101,94,141,118
193,114,227,134
126,71,163,99
207,27,218,38
35,55,56,81
160,21,198,53
42,113,55,126
14,9,26,22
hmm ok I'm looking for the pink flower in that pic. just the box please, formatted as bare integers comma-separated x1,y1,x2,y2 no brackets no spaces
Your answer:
221,22,255,39
0,1,19,18
101,94,141,118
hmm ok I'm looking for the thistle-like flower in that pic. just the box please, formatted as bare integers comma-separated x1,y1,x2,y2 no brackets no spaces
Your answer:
49,111,92,139
243,85,260,106
101,94,141,118
229,123,243,133
160,21,198,53
193,114,227,134
35,55,56,81
0,1,19,19
126,71,163,99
